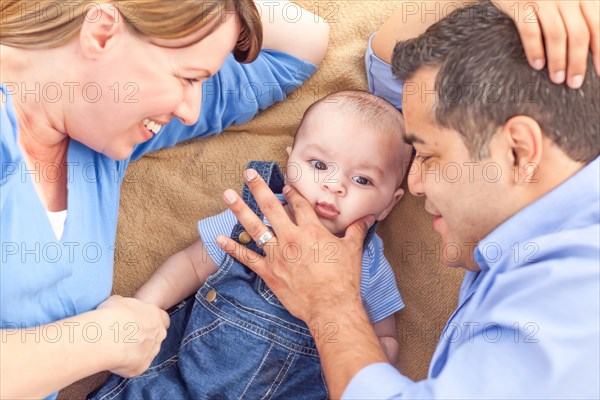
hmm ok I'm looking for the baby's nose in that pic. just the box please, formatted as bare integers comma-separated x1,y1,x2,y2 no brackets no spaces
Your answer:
322,179,346,196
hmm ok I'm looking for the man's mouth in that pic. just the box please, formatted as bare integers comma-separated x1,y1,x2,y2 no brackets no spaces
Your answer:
315,201,340,219
424,201,443,231
424,200,440,216
433,215,443,230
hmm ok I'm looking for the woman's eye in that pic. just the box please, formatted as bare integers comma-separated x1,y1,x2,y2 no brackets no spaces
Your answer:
310,160,328,170
352,176,371,186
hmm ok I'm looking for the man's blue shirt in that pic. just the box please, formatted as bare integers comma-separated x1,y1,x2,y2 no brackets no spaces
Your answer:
344,157,600,399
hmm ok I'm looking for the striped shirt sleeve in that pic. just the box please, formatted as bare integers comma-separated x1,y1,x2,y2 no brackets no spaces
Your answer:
197,208,238,268
360,233,404,323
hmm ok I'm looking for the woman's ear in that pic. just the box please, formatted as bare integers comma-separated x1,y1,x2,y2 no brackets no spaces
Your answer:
285,146,292,157
377,188,405,221
79,3,127,59
501,116,544,184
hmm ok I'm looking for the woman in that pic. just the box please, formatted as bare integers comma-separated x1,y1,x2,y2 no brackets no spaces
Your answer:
0,1,328,398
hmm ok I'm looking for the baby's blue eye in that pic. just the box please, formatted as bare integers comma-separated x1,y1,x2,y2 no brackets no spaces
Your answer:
353,176,371,185
310,160,328,170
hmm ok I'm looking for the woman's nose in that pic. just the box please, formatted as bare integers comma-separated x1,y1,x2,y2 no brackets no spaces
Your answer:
174,84,202,126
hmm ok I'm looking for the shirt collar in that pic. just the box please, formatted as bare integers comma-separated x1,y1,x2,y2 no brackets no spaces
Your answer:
475,157,599,270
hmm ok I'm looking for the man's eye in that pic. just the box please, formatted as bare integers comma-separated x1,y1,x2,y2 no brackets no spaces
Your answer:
416,154,431,164
310,160,328,170
184,78,200,86
352,176,371,185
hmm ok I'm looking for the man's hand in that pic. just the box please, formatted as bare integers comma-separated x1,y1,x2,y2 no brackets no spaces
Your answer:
218,170,387,397
216,169,373,324
493,0,600,88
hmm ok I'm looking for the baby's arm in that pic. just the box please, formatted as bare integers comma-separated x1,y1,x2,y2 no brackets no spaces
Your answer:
373,314,399,365
134,239,218,310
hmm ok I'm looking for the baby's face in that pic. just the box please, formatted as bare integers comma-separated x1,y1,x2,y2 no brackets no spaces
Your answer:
286,106,407,236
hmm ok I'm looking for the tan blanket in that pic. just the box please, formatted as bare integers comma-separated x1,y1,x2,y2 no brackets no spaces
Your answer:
59,1,463,398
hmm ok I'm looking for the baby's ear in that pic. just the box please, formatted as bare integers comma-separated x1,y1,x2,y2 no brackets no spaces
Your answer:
377,188,405,221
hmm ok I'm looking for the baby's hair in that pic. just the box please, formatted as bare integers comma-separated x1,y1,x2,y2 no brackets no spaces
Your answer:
294,90,412,186
297,90,405,138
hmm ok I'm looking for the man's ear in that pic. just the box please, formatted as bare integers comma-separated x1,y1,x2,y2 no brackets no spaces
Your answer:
501,116,544,184
376,188,405,221
79,3,127,59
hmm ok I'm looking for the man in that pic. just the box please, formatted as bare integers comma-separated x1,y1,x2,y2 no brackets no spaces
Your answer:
217,1,599,398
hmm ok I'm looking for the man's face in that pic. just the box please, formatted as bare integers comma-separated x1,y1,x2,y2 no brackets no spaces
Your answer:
403,68,514,270
286,105,406,236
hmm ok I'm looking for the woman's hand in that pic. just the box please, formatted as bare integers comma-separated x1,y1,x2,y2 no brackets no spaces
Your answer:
0,295,170,398
374,0,599,88
96,295,170,378
493,0,600,88
216,170,373,324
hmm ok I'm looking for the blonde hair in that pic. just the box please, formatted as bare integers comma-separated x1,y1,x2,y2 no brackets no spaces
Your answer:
0,0,262,62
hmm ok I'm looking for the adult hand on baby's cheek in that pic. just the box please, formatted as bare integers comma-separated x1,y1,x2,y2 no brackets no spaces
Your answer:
281,186,374,320
96,295,169,378
220,179,373,325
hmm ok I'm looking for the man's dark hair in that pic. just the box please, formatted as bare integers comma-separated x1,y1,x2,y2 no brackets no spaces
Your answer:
392,0,599,163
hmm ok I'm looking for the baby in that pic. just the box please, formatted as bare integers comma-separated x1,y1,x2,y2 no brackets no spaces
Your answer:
92,90,413,399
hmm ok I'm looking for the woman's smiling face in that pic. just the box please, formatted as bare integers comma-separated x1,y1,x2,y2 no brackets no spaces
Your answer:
67,6,241,160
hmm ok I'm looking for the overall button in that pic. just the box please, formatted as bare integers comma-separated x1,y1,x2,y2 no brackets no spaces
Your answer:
238,231,252,244
206,289,217,303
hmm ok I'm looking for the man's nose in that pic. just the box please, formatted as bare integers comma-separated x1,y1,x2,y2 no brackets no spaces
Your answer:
407,161,424,197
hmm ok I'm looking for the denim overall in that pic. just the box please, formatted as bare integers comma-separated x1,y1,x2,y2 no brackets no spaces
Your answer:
90,161,376,400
